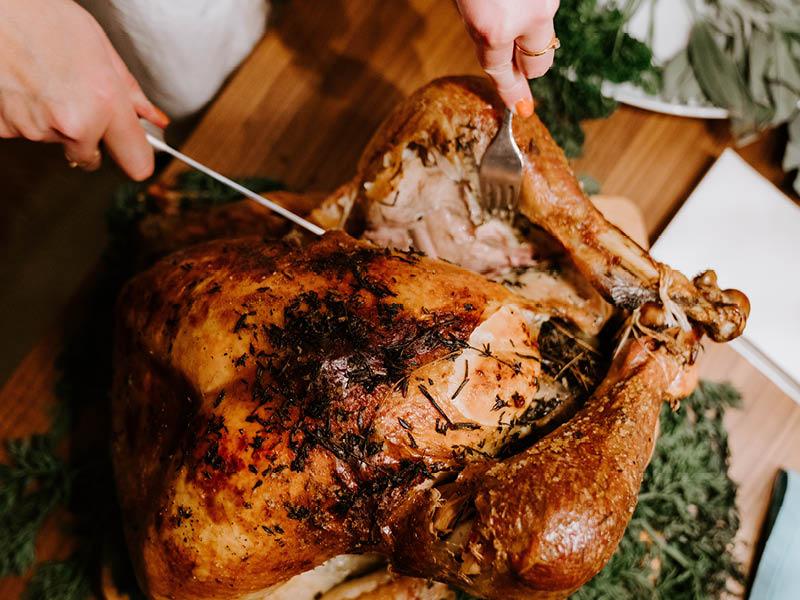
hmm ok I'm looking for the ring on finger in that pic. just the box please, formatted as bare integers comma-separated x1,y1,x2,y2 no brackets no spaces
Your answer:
64,148,101,169
516,36,561,58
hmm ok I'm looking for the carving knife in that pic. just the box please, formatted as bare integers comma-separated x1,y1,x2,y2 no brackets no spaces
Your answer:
141,121,325,236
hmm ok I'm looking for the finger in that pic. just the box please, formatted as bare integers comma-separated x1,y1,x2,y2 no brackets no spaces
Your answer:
515,21,557,79
62,139,102,172
54,98,106,171
0,92,61,142
103,103,154,181
477,42,534,117
102,34,170,128
0,120,18,138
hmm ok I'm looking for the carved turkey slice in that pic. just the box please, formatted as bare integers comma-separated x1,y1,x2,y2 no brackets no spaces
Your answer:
113,77,748,600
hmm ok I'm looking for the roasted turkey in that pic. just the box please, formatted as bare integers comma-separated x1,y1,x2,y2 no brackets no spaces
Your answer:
112,77,748,600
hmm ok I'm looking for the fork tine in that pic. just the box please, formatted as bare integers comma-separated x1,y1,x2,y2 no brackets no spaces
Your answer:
477,108,524,223
481,182,492,213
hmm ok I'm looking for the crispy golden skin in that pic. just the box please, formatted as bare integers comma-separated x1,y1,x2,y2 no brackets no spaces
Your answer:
114,232,572,599
114,77,747,599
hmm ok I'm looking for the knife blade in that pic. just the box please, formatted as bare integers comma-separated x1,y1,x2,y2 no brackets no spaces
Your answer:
141,122,325,236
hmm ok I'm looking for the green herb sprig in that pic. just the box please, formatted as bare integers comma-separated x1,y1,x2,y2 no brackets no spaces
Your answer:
531,0,660,157
0,420,71,578
21,558,92,600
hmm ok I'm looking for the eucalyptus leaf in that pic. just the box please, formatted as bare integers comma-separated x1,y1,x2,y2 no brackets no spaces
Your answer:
688,21,753,117
662,48,707,104
768,31,800,125
688,21,765,136
665,1,800,188
748,28,772,108
767,2,800,35
784,114,800,195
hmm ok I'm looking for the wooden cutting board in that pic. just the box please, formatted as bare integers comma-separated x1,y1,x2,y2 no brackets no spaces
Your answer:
2,0,799,596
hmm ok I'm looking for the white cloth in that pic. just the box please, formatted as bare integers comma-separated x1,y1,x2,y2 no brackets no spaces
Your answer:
651,149,800,405
79,0,269,119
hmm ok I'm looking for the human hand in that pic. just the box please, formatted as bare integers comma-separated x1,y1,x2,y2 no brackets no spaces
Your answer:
456,0,559,118
0,0,168,180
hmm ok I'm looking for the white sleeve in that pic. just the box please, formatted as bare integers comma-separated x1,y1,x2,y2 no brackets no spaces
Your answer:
79,0,269,119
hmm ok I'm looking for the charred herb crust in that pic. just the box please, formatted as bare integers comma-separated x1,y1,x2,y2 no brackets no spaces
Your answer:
177,241,483,526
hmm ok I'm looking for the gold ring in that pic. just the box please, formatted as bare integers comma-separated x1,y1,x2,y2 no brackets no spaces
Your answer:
65,152,79,168
516,36,560,58
65,149,101,169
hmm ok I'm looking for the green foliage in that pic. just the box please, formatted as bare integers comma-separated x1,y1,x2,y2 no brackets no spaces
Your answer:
106,171,283,239
574,381,743,599
661,0,800,193
174,171,283,209
457,381,743,600
22,557,92,600
0,410,71,578
578,173,602,195
531,0,659,157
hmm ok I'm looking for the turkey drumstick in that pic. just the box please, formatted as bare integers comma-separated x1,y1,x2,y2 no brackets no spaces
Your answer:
328,77,748,343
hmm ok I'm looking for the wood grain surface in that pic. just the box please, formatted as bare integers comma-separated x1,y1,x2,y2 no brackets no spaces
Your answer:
2,0,799,596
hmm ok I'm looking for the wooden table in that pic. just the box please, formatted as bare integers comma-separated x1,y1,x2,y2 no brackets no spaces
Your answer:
2,0,799,596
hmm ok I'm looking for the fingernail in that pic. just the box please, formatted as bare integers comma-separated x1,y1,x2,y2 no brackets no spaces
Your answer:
515,99,534,119
153,105,170,127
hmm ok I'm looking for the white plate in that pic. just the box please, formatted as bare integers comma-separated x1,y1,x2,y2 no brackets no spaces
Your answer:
603,0,730,120
605,82,730,119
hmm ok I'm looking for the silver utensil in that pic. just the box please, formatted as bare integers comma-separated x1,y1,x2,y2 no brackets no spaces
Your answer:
478,108,524,221
142,122,325,236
